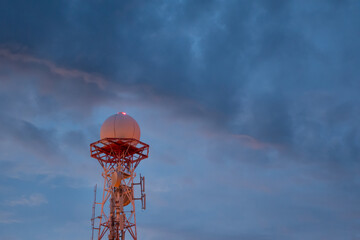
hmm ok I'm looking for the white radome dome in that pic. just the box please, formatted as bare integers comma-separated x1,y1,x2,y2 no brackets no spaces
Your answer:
100,112,141,141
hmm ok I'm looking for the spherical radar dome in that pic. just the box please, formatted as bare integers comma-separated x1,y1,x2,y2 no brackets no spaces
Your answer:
100,112,141,141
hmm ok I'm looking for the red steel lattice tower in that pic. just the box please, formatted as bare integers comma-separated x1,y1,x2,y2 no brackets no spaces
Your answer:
90,113,149,240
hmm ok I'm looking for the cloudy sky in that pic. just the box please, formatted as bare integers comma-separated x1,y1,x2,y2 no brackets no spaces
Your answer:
0,0,360,239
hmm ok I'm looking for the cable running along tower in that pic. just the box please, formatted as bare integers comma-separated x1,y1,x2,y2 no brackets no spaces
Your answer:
90,112,149,240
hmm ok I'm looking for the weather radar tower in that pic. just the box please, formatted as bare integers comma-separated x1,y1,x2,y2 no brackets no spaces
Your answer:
90,112,149,240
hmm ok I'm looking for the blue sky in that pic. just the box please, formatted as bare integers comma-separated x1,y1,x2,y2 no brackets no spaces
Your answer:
0,0,360,239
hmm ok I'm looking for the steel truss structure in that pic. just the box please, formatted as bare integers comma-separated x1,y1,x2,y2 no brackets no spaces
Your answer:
90,138,149,240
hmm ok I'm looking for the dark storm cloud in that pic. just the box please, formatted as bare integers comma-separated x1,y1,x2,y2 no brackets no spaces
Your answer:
0,114,61,162
0,0,267,120
0,48,114,119
0,0,359,174
0,0,67,49
1,1,360,239
1,0,244,122
237,93,293,144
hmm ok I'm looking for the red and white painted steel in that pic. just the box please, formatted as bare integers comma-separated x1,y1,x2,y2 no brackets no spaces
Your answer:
90,138,149,240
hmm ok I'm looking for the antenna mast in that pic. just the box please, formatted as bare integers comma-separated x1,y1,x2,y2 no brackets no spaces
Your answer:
91,184,97,240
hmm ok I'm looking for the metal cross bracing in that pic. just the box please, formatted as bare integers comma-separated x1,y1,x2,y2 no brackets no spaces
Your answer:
90,138,149,240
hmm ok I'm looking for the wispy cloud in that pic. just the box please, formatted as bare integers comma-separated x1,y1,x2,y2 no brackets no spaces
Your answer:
0,48,106,88
6,193,48,207
0,211,21,224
